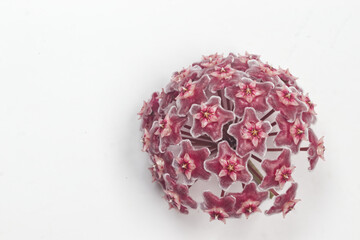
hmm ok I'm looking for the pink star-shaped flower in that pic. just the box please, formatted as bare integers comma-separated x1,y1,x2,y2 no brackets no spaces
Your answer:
231,52,260,72
165,66,202,93
176,153,196,180
205,141,251,189
138,92,160,131
299,93,317,125
176,76,209,115
225,77,274,117
227,182,268,219
208,63,246,92
268,86,307,121
193,103,218,128
154,114,172,138
149,152,177,189
157,88,179,114
259,149,295,190
152,106,187,152
274,114,308,153
171,67,192,83
265,183,300,218
163,174,197,214
289,118,308,145
307,128,325,170
141,129,151,152
274,165,296,189
236,199,261,218
175,79,196,100
175,140,211,181
201,191,236,223
246,60,280,83
277,67,298,88
147,128,161,154
138,101,151,119
210,63,236,80
275,86,299,106
228,108,271,156
190,96,235,141
218,155,245,182
259,62,279,77
200,53,224,68
235,79,265,103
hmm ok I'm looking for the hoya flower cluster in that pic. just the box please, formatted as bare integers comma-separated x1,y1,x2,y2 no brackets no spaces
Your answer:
138,53,325,223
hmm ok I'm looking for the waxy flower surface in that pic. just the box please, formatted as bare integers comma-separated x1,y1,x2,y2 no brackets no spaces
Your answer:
211,64,236,80
228,108,271,156
246,60,280,83
200,53,224,68
275,114,308,153
307,128,325,170
226,77,273,117
231,52,260,72
228,183,268,219
166,66,201,93
260,149,294,190
176,140,211,182
139,52,325,222
289,118,308,145
149,152,177,187
163,174,197,214
268,86,307,121
141,129,150,152
265,183,300,218
138,92,160,131
205,141,251,189
193,103,218,128
299,93,317,124
277,67,302,92
208,63,246,92
176,76,209,115
190,96,234,141
152,106,187,153
201,191,236,223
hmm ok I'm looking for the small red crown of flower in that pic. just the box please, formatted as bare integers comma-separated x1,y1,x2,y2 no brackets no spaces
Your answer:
139,52,325,223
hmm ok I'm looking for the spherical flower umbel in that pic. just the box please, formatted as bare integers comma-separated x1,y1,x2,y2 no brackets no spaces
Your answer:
138,52,325,222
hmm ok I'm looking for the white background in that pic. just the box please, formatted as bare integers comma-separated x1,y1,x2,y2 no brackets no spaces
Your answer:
0,0,359,239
